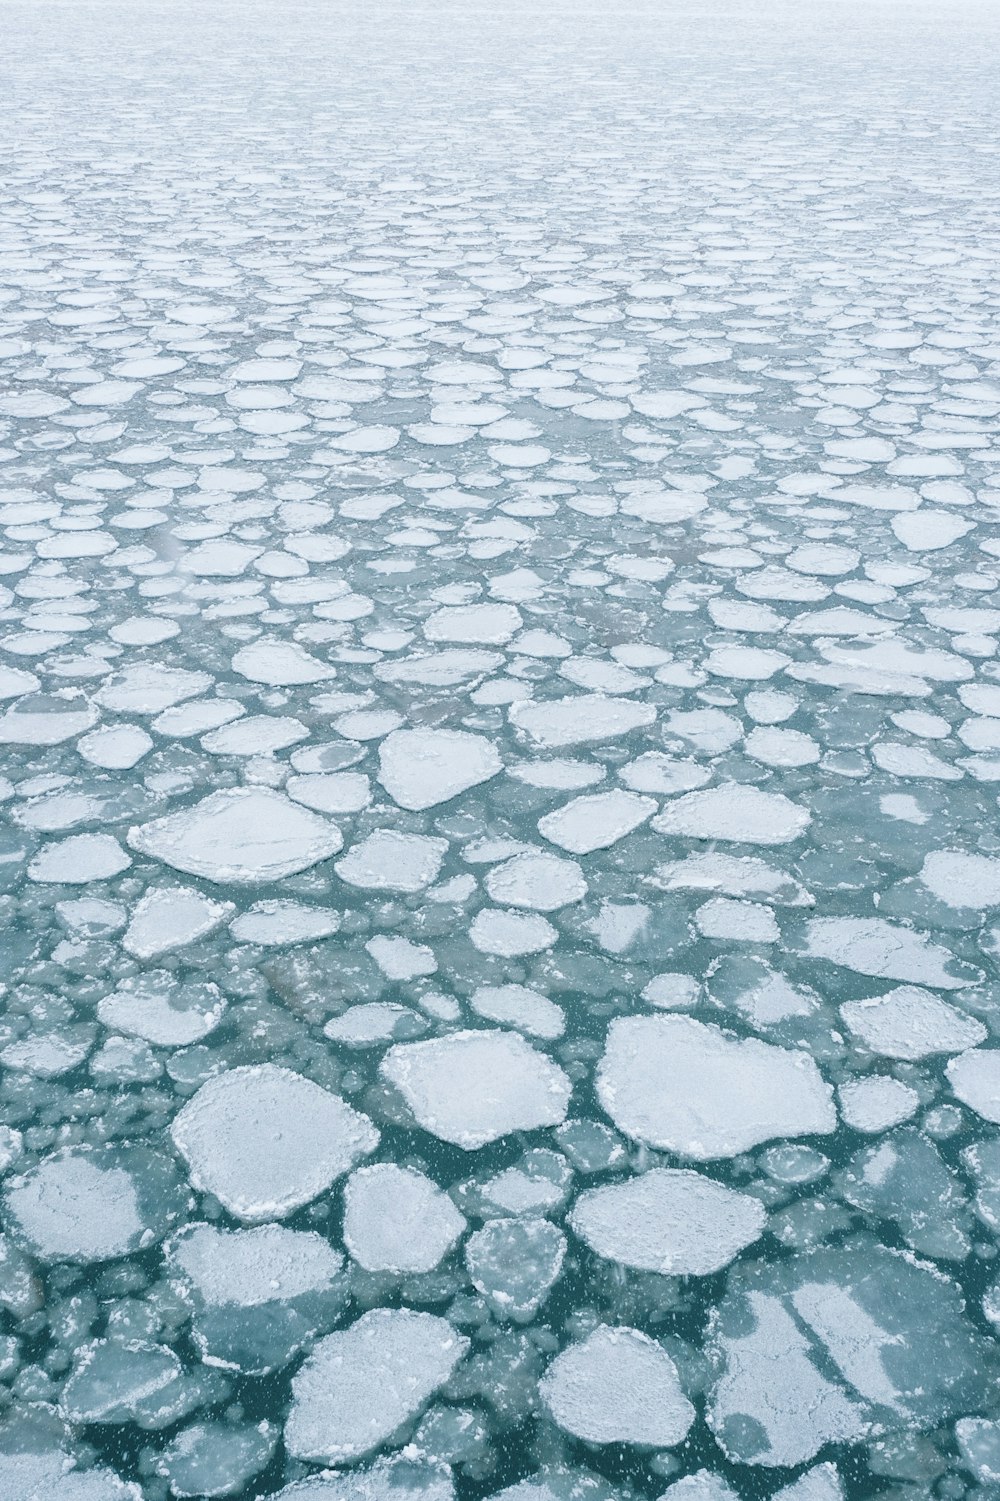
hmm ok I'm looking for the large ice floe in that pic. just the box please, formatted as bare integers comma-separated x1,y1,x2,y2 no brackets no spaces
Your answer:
2,0,1000,1495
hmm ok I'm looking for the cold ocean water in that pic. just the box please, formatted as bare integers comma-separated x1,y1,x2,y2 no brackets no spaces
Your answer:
1,0,1000,1497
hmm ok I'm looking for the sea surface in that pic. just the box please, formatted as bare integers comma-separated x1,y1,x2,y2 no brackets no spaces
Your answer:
1,3,1000,1498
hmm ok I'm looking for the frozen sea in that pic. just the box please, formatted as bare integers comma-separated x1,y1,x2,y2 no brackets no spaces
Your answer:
1,0,1000,1496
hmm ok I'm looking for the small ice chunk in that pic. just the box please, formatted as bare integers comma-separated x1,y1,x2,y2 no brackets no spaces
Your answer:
619,752,710,794
98,972,227,1045
123,887,233,958
0,692,98,745
379,728,502,810
232,636,336,684
287,772,371,815
948,1048,1000,1122
156,1418,277,1498
920,850,1000,909
285,1309,469,1463
773,1464,844,1500
597,1015,835,1158
695,897,779,942
659,1473,738,1500
5,1145,183,1262
642,973,700,1009
840,987,985,1059
469,984,565,1040
324,1004,421,1047
838,1077,920,1133
469,908,557,956
28,833,131,884
171,1064,379,1220
425,603,522,643
96,665,211,713
366,934,438,980
805,916,976,988
230,901,340,945
78,724,153,769
539,790,655,854
510,694,657,748
540,1326,694,1447
168,1221,346,1374
343,1164,466,1273
465,1217,566,1321
271,1458,454,1501
336,830,448,892
509,759,606,790
654,853,812,906
381,1030,572,1148
0,1453,141,1501
485,852,587,911
570,1168,766,1274
129,789,342,884
653,785,810,845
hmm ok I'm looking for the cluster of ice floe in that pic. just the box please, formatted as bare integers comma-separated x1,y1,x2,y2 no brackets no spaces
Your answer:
2,0,1000,1495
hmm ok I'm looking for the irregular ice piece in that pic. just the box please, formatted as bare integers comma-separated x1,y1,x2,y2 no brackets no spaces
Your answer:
96,665,211,713
695,897,779,942
510,694,656,748
343,1164,465,1273
270,1457,455,1501
123,887,233,958
336,829,447,891
0,1452,141,1500
168,1222,346,1374
381,1030,572,1148
98,972,227,1045
485,1467,623,1501
619,752,710,794
570,1168,766,1274
425,602,522,643
839,987,985,1059
597,1015,835,1158
540,1326,694,1447
286,1309,469,1463
129,788,342,883
659,1473,737,1500
652,785,810,845
378,728,502,809
773,1464,844,1500
28,833,131,884
919,849,1000,909
5,1145,184,1262
838,1077,920,1133
948,1048,1000,1121
466,1217,566,1321
171,1064,378,1220
485,851,587,911
0,691,98,745
805,916,976,988
707,1240,990,1467
232,636,335,684
366,934,437,980
709,1289,866,1467
538,790,655,854
469,908,557,955
469,984,565,1040
324,1003,422,1046
838,1128,971,1260
230,900,340,945
61,1337,189,1425
77,723,153,769
156,1418,278,1498
655,852,812,905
